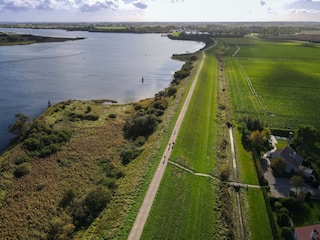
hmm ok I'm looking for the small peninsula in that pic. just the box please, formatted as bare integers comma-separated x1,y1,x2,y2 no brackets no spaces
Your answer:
0,32,84,46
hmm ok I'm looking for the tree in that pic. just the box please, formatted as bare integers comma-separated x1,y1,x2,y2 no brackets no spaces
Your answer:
290,175,304,194
8,113,30,136
250,130,265,150
249,127,271,152
291,125,319,156
270,157,287,176
278,213,291,227
281,227,293,240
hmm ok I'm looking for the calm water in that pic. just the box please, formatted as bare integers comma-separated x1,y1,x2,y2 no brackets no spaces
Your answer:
0,28,204,151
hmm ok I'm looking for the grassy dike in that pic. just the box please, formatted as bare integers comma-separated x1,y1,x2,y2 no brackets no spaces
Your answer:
140,41,241,239
0,51,200,239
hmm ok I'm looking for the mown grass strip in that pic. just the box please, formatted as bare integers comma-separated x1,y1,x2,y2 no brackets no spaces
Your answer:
141,43,221,239
247,188,273,240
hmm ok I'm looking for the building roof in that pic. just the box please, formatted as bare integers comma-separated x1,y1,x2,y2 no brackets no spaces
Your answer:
295,224,320,240
274,146,303,170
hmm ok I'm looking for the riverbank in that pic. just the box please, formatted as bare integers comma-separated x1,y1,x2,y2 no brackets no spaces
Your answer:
0,32,84,46
0,44,203,238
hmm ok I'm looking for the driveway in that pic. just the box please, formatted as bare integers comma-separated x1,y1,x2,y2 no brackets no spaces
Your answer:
261,155,319,198
261,156,291,198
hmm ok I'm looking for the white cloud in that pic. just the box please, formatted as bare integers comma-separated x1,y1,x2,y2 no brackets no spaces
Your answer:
0,0,319,22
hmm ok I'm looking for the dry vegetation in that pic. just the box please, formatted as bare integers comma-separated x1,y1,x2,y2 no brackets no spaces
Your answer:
0,100,134,239
0,52,198,239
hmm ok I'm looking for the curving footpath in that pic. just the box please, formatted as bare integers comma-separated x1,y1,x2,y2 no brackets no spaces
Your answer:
127,41,216,240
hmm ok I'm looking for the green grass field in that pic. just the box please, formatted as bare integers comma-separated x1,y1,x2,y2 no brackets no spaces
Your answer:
223,37,320,129
141,44,222,239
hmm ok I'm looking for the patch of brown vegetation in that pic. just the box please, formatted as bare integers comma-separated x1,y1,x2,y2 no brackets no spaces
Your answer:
0,101,131,239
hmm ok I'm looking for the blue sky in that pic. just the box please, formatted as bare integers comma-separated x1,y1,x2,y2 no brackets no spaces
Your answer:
0,0,320,22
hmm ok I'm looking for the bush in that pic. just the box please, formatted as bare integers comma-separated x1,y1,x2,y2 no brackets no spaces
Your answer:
167,86,177,97
134,136,146,146
84,186,112,218
134,103,143,111
152,99,168,110
68,112,99,121
14,162,31,177
274,201,283,211
278,213,291,227
281,227,293,240
22,120,71,158
14,154,31,165
108,113,117,119
72,186,112,228
59,188,77,208
123,114,160,140
85,106,91,113
220,164,230,181
279,207,289,215
120,145,143,165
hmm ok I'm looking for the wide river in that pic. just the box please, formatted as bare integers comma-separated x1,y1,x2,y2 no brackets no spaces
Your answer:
0,28,204,152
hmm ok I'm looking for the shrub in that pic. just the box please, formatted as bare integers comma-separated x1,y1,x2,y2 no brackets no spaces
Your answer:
220,164,230,181
123,114,160,140
152,99,168,110
120,145,143,165
167,86,177,97
274,201,283,211
59,188,77,208
174,70,189,80
84,186,112,218
134,103,143,111
14,154,31,165
48,215,75,240
190,55,197,61
108,113,117,119
68,113,99,121
72,186,112,228
278,213,291,227
14,162,31,177
85,106,91,113
22,120,71,158
279,207,289,215
134,136,146,146
281,227,293,240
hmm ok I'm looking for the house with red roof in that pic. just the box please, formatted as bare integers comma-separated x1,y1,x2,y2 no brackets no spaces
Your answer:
294,224,320,240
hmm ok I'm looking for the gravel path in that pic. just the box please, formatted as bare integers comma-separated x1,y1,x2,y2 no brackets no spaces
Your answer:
127,41,217,240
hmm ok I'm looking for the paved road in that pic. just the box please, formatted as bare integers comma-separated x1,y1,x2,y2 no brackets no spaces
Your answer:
128,42,216,240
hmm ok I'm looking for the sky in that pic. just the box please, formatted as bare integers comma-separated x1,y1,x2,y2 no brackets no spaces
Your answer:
0,0,320,22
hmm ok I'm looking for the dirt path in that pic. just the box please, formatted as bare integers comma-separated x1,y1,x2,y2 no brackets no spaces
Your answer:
128,42,216,240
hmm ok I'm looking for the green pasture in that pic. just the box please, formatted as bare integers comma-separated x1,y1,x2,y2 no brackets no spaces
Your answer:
234,129,259,185
142,45,220,238
223,38,320,129
234,126,273,239
247,188,273,240
141,168,216,240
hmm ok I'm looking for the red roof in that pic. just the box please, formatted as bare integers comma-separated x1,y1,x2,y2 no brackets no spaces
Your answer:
295,224,320,240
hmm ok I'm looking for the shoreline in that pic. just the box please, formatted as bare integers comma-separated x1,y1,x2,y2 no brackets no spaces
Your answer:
0,32,84,46
0,32,208,154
